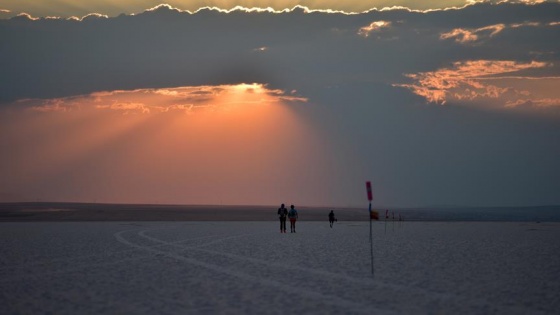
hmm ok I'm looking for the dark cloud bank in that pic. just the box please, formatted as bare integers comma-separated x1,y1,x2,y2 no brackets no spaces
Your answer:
1,2,559,207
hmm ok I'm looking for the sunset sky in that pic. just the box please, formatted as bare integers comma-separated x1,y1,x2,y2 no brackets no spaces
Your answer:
1,1,559,207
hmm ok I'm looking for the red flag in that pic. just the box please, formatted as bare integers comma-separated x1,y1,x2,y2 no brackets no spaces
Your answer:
366,181,373,201
370,210,379,220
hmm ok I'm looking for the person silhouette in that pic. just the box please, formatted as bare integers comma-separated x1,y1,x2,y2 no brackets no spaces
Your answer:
277,204,288,233
288,205,299,233
328,210,336,228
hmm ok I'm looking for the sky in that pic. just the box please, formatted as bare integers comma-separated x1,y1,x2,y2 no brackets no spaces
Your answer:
0,1,559,207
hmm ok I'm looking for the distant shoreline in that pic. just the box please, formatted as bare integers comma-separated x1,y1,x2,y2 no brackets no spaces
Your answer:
0,202,361,222
1,202,559,222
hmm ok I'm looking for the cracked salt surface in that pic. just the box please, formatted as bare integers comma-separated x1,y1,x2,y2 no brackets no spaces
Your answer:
1,221,559,314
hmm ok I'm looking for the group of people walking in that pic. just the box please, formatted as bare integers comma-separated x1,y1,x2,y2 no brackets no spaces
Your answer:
277,204,298,233
277,204,338,232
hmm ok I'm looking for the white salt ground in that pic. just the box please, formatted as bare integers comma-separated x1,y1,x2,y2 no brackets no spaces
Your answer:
0,221,559,314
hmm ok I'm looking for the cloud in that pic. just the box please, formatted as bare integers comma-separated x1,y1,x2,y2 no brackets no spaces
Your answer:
79,13,109,20
394,60,558,110
28,99,73,112
1,1,557,117
358,20,391,37
0,9,12,19
96,102,151,114
510,21,541,28
12,12,39,20
4,1,556,21
145,4,183,13
440,24,505,44
505,97,560,107
1,1,558,101
21,84,307,115
439,19,556,45
126,3,352,16
0,1,484,18
506,0,547,4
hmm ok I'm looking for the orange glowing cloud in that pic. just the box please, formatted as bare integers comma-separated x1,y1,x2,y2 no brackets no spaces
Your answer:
14,12,39,20
440,21,558,45
394,60,560,112
440,24,505,44
21,83,307,114
505,98,560,108
358,20,391,37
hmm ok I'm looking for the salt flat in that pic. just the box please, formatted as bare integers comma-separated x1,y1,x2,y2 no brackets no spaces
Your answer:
1,221,559,314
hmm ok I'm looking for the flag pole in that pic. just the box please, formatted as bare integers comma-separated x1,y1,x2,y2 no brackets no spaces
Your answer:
366,181,374,276
369,201,374,276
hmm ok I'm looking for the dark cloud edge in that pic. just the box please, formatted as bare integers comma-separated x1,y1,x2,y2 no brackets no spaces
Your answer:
1,1,557,21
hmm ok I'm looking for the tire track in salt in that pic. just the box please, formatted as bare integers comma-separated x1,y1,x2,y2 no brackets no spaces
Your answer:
137,228,549,315
0,230,224,283
115,229,390,314
138,229,457,310
139,229,453,296
0,222,213,271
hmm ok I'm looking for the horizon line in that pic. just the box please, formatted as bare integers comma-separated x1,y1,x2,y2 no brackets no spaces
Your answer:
1,201,559,209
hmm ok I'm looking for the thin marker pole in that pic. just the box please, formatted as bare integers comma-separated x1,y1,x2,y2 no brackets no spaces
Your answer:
384,217,387,235
365,181,374,276
369,201,374,276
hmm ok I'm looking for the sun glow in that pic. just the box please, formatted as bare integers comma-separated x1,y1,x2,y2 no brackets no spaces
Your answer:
0,84,330,205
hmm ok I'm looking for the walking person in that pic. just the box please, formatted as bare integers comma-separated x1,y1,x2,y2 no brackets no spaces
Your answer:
278,204,288,233
288,205,298,233
328,210,336,228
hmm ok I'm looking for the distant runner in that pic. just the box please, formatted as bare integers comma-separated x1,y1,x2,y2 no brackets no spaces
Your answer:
288,205,299,233
278,204,288,233
328,210,336,228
